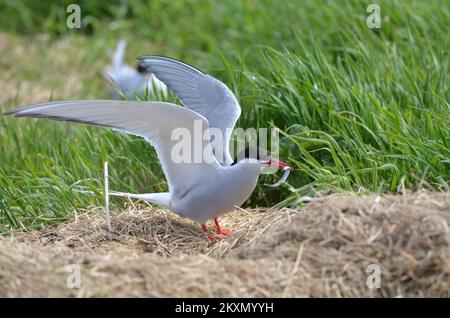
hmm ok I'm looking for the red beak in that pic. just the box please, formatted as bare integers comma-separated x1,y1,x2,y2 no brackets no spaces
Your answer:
269,159,291,169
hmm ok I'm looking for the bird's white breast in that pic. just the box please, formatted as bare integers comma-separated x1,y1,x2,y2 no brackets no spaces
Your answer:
171,164,260,223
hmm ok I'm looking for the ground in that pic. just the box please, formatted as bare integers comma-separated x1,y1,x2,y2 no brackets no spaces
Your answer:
1,191,448,297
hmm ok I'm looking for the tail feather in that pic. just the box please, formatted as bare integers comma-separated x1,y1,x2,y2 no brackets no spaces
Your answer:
110,191,171,208
112,39,127,73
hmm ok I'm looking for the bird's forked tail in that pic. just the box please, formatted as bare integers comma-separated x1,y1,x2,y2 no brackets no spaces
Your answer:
109,191,171,209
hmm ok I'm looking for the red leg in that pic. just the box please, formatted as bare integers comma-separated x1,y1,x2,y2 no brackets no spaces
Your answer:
201,224,217,241
214,218,231,237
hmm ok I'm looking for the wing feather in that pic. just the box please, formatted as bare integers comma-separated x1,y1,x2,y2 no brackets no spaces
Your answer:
138,56,241,165
4,100,221,198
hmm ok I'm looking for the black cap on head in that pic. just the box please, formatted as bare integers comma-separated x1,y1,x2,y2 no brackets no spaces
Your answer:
136,64,149,74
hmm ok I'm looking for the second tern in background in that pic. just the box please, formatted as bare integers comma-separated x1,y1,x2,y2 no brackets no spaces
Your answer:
104,40,167,100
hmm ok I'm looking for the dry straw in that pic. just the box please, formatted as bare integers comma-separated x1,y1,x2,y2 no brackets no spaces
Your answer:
0,191,448,297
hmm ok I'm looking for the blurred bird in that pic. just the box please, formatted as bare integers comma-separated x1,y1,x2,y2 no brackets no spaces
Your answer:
5,56,291,241
104,39,167,100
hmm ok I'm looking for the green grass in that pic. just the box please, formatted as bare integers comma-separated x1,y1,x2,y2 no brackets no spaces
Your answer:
0,0,449,232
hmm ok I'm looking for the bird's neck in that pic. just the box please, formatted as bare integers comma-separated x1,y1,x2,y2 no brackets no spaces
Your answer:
226,161,261,185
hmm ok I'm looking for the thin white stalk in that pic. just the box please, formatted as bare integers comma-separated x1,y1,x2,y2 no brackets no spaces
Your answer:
104,161,112,232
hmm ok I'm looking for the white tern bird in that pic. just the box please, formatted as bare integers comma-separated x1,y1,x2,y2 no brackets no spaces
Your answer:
5,56,291,240
104,40,167,100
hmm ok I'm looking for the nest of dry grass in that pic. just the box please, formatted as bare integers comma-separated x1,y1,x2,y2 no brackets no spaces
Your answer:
1,191,449,297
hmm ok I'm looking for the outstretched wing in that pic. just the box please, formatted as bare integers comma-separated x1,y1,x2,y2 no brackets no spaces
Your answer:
4,100,221,198
138,55,241,165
